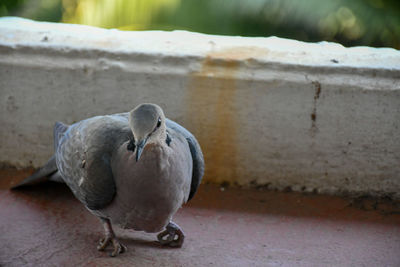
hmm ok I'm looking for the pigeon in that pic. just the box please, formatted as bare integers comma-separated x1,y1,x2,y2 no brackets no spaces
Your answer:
12,103,204,257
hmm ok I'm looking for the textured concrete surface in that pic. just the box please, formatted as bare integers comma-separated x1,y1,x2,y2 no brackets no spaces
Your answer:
1,17,400,198
1,169,400,267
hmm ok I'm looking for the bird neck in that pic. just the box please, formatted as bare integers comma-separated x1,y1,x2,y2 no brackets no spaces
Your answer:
147,130,167,146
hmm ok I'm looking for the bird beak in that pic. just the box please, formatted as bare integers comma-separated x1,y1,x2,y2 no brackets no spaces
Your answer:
135,138,147,162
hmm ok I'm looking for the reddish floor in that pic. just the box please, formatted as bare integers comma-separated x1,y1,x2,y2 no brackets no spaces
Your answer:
1,170,400,266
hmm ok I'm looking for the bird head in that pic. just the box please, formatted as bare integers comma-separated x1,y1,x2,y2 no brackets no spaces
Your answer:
129,103,167,161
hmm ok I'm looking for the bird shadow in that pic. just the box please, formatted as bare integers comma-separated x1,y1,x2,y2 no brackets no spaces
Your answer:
8,181,75,205
184,184,400,225
118,237,167,250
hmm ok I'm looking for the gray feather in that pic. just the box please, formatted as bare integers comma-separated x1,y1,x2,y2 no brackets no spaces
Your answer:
166,119,204,201
55,115,131,210
54,121,69,151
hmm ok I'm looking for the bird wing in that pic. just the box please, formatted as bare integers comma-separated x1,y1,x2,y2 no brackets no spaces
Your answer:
166,119,205,201
56,115,132,210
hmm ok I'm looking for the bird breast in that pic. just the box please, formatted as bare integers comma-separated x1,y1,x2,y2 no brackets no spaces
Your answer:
100,140,192,232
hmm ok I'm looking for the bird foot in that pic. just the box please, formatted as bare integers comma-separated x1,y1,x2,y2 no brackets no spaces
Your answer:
97,235,127,257
157,221,185,247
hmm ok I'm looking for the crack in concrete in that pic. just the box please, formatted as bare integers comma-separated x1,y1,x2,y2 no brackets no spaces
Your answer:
310,81,321,137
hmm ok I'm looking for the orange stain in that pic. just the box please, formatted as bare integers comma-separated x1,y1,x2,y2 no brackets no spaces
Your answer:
186,46,268,184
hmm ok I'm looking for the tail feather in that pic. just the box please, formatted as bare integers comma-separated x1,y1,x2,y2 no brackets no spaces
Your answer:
11,155,58,189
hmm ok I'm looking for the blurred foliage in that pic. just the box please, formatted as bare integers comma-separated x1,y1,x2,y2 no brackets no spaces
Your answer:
1,0,399,49
0,0,62,22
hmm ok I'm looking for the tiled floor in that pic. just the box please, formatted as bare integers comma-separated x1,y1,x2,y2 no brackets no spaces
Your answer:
1,169,399,266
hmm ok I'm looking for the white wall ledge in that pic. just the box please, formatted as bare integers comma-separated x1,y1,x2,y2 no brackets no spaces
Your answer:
1,17,399,198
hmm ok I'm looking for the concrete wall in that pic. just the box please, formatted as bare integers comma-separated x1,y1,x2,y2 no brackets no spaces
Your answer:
1,17,399,198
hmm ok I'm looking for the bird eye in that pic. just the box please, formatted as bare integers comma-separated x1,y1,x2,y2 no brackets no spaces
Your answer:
156,118,161,128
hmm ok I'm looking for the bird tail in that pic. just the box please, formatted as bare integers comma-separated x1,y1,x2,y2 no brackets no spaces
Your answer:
11,155,59,189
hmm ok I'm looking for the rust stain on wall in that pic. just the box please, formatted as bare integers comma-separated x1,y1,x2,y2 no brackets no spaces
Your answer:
186,46,269,183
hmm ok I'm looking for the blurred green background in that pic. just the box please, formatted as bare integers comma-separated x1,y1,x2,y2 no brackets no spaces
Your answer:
1,0,399,49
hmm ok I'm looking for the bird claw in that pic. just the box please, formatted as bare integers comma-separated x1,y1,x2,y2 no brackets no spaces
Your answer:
157,221,185,248
97,236,127,257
